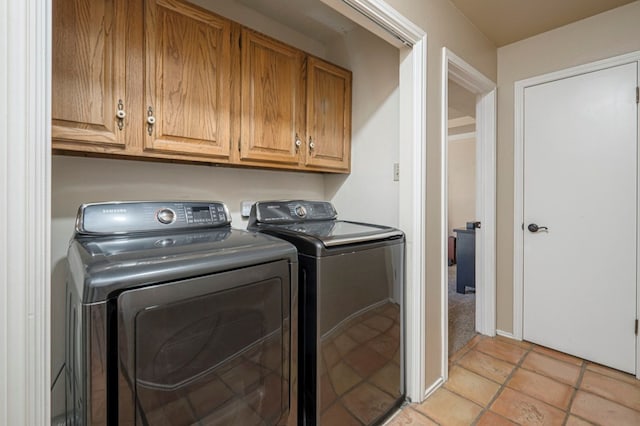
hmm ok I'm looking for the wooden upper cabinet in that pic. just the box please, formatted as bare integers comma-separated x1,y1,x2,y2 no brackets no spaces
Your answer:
239,28,305,166
144,0,232,159
52,0,127,150
305,57,352,172
52,0,351,172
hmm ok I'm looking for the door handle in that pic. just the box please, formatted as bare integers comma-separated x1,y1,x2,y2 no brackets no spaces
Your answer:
528,223,548,233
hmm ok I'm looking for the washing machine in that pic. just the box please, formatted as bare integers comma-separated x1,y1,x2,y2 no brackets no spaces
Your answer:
64,201,297,425
248,200,405,425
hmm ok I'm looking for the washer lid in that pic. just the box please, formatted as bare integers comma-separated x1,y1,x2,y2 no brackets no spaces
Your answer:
267,220,404,247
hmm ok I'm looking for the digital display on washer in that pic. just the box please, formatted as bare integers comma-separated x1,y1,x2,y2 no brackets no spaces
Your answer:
191,206,212,222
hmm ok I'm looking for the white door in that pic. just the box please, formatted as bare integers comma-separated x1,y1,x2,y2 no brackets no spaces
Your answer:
523,62,638,374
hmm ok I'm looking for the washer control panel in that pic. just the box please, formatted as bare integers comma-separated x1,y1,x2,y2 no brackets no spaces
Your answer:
253,200,337,224
76,201,231,235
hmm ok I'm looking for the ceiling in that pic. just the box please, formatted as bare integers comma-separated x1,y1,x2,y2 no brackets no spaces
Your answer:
231,0,637,48
234,0,357,43
449,0,636,47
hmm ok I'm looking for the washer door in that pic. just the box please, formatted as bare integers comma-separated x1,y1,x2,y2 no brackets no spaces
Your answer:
116,260,291,426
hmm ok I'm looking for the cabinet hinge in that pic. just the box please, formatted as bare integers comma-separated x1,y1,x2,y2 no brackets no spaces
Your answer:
635,319,638,335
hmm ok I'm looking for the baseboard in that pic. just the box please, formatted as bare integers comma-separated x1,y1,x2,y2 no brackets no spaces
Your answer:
423,377,444,400
496,329,519,340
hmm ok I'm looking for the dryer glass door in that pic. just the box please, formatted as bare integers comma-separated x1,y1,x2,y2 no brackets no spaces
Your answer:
116,260,291,425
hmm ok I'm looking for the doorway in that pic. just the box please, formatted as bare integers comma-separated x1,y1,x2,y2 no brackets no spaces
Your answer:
447,79,478,356
441,48,497,375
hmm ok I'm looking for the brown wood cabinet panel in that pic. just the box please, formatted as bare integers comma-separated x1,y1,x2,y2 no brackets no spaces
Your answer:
239,28,305,166
144,0,232,159
52,0,127,149
305,57,352,172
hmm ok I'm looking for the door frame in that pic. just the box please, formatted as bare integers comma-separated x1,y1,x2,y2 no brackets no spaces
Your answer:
513,50,640,378
0,0,52,424
441,48,497,376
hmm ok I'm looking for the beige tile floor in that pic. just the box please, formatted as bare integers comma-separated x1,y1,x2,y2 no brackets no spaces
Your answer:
387,335,640,426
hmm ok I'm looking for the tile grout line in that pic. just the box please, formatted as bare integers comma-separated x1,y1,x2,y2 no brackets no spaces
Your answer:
462,338,534,425
569,366,640,416
560,359,587,425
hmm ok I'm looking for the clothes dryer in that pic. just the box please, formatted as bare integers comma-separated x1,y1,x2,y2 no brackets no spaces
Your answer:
248,200,405,426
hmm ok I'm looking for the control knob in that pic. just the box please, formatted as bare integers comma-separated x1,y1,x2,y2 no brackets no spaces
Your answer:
294,205,307,218
156,208,176,225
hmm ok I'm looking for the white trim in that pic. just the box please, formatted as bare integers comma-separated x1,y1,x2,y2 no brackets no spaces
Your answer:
423,377,444,400
440,54,449,380
447,132,476,142
442,48,497,381
637,61,640,381
336,0,428,403
339,0,424,46
636,61,640,380
513,51,640,364
475,89,497,337
448,116,475,128
0,0,51,424
496,329,517,340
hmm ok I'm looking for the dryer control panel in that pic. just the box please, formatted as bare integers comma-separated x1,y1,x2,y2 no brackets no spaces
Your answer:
76,201,231,235
251,200,337,224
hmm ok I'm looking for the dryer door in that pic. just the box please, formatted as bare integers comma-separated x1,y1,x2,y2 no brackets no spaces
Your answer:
116,260,292,426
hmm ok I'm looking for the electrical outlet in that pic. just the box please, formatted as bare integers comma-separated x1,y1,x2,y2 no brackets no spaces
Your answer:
393,163,400,181
241,200,255,218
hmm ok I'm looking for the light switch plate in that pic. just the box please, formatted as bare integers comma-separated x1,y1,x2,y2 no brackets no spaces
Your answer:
241,200,255,218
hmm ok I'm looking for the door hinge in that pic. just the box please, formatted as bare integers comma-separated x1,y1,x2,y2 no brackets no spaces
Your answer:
635,319,638,335
636,86,639,104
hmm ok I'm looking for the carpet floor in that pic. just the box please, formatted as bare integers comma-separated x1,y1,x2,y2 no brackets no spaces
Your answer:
448,265,477,355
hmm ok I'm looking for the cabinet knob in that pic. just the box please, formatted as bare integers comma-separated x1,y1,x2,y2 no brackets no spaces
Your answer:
295,134,302,152
309,137,315,150
116,99,125,131
147,106,155,136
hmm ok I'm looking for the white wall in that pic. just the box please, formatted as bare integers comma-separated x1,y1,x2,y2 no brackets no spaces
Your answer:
496,1,640,333
324,27,400,227
448,137,476,235
383,0,497,387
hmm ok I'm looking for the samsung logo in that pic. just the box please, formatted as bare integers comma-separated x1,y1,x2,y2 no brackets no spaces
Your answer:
102,208,127,214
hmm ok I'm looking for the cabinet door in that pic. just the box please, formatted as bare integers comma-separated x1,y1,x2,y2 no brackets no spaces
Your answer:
144,0,232,159
52,0,127,150
305,57,352,172
240,29,305,166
